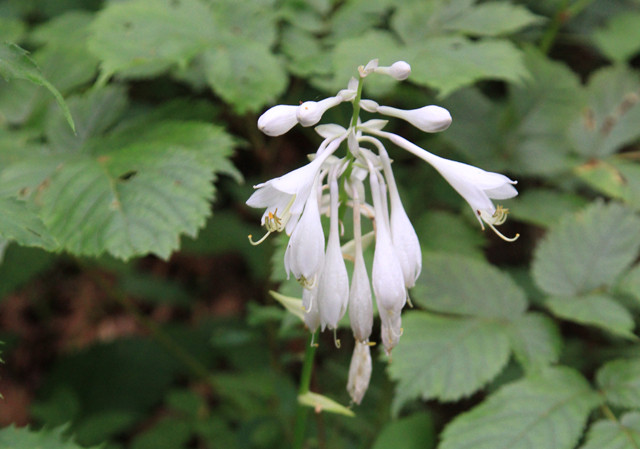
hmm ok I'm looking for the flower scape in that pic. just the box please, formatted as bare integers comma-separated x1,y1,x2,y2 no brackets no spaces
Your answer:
247,60,519,405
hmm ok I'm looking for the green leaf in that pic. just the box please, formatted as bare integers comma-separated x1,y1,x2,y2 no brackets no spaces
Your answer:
568,66,640,158
443,2,544,37
439,367,600,449
511,189,589,228
416,211,485,259
0,197,58,250
389,311,511,413
88,0,215,80
618,263,640,305
579,412,640,449
130,418,192,449
532,201,640,296
597,358,640,409
412,253,527,319
575,158,640,211
0,42,75,132
409,37,528,97
372,412,436,449
506,312,562,372
268,290,304,322
390,0,473,43
0,425,100,449
593,12,640,62
546,294,635,339
203,39,287,113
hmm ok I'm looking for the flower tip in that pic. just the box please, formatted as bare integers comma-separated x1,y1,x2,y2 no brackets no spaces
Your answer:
257,105,299,136
389,61,411,80
422,105,452,132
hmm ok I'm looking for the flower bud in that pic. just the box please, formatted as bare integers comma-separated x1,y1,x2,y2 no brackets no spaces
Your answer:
257,105,299,136
375,61,411,80
297,96,343,127
377,105,452,133
347,341,372,404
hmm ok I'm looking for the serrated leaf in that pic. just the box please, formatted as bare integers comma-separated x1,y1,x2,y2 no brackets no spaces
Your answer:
416,211,485,259
546,294,635,339
372,412,436,449
0,197,58,250
203,39,287,113
0,425,100,449
0,42,75,131
443,2,544,37
88,0,215,80
389,312,511,413
410,37,528,97
532,201,640,296
412,253,527,319
511,189,589,228
593,12,640,62
580,412,640,449
568,66,640,158
597,358,640,409
575,158,640,211
506,312,562,372
439,367,600,449
298,391,355,417
618,263,640,304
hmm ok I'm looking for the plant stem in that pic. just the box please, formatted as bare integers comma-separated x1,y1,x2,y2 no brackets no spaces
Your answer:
349,76,365,130
293,332,318,449
539,0,598,54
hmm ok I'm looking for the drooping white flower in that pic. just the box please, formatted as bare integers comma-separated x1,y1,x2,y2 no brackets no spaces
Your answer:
376,105,452,133
347,340,372,404
378,131,519,240
317,171,349,331
284,176,325,288
347,181,373,343
303,286,320,333
367,159,406,314
380,308,402,355
297,96,344,127
257,105,299,136
375,61,411,80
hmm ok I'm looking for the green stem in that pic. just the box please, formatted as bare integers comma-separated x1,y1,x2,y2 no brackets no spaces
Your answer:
601,402,640,449
293,332,318,449
349,76,365,130
539,0,598,54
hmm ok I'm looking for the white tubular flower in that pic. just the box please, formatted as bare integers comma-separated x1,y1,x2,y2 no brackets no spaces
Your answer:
297,96,343,127
374,61,411,80
284,176,325,288
247,136,346,242
347,341,372,405
382,132,519,241
348,181,373,342
317,170,349,331
257,105,299,136
376,105,452,133
367,159,407,314
303,287,320,333
380,308,402,355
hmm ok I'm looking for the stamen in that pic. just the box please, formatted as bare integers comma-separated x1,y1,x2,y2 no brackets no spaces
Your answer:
248,231,272,246
333,329,341,348
299,275,318,290
477,206,519,242
310,332,319,347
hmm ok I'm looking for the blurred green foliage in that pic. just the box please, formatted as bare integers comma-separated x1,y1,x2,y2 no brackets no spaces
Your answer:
1,0,640,448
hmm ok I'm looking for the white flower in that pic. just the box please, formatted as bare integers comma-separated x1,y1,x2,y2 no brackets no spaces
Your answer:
380,308,402,355
367,161,406,314
317,172,349,331
383,132,519,240
284,177,325,288
297,96,344,127
257,105,299,136
375,61,411,80
347,341,372,404
376,105,452,133
348,182,373,342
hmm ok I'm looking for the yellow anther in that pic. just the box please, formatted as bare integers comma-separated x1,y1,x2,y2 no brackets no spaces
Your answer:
477,205,519,242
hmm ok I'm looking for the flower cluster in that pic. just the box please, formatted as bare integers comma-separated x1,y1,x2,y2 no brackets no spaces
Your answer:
247,59,518,404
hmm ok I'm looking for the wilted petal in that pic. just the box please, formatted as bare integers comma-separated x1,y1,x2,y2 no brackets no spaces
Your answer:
380,308,402,355
303,287,320,333
347,341,372,404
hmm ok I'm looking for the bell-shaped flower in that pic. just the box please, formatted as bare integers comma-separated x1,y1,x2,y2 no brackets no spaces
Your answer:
284,177,325,288
347,185,373,343
376,105,452,133
382,132,518,240
257,104,299,136
297,96,344,127
317,173,349,330
347,341,372,404
375,61,411,80
368,161,406,314
247,136,345,239
302,286,320,333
